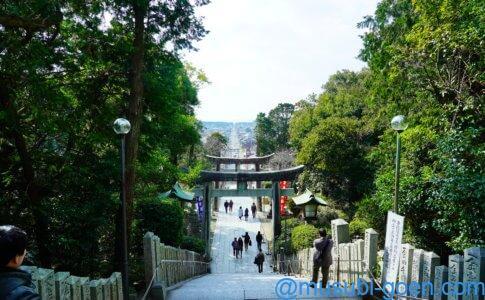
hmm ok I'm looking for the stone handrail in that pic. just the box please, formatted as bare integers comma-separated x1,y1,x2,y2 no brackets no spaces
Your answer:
143,232,209,297
20,266,122,299
276,219,485,300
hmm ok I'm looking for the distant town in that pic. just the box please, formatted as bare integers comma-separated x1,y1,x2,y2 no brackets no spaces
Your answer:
202,121,256,157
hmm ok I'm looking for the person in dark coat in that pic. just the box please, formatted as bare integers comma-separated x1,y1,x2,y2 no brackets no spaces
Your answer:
251,203,257,218
311,228,333,288
224,200,229,213
231,238,239,258
256,231,263,251
254,249,265,273
229,200,234,212
0,225,40,300
244,208,249,221
242,232,251,251
237,237,244,258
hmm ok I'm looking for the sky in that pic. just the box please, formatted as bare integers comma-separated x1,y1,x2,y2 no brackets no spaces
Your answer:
183,0,380,122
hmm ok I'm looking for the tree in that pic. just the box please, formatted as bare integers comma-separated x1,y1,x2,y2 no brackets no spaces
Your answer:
204,132,228,156
255,103,295,155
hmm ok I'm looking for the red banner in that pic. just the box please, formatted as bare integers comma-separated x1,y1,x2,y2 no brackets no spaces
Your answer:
279,181,289,215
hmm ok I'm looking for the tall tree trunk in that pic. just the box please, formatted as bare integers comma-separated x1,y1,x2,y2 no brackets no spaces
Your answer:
0,87,52,267
114,2,146,271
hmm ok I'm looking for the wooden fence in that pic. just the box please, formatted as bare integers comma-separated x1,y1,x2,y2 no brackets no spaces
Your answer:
143,232,209,293
20,266,122,300
275,219,485,300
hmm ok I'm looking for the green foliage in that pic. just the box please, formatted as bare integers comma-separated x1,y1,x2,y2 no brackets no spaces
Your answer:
288,0,484,257
316,206,342,228
255,103,295,155
0,0,208,278
291,224,318,252
136,198,184,246
349,219,370,238
180,236,206,254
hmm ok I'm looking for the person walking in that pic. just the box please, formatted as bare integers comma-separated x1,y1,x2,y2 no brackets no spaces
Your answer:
310,229,333,288
224,200,229,213
231,238,239,258
238,207,243,220
242,232,251,251
254,249,265,273
237,237,244,258
256,231,263,251
0,225,41,300
229,200,234,212
251,202,257,218
244,208,249,221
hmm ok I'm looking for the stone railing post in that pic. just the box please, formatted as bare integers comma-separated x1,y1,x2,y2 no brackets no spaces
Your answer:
422,251,440,299
398,244,414,298
32,268,56,299
79,277,90,300
355,239,364,279
54,271,71,300
143,232,156,286
448,254,464,300
364,228,378,276
463,247,485,300
66,276,81,300
410,249,424,298
89,280,102,300
433,265,448,300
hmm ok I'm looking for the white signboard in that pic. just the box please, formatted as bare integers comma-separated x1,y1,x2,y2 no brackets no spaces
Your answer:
381,211,404,290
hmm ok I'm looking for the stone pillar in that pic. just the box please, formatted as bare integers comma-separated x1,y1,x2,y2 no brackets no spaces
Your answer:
398,244,414,297
66,276,81,300
144,232,156,286
364,228,378,275
32,268,55,299
463,247,485,300
434,265,448,300
89,280,102,300
448,254,464,300
356,239,365,279
331,219,350,255
422,251,440,299
54,272,71,300
410,249,424,298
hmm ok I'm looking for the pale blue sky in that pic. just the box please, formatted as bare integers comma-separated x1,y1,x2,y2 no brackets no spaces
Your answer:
184,0,380,122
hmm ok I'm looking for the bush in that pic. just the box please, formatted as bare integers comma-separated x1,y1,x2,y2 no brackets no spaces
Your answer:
180,235,206,254
349,218,369,238
291,224,318,251
136,197,184,246
316,206,341,227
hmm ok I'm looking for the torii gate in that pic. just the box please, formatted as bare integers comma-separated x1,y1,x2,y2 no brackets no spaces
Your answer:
205,153,274,212
194,158,304,255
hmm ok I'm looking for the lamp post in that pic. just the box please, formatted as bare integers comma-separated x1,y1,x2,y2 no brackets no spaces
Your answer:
390,115,408,214
113,118,131,300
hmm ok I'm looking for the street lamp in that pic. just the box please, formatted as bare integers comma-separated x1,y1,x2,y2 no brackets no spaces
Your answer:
390,115,408,214
113,118,131,300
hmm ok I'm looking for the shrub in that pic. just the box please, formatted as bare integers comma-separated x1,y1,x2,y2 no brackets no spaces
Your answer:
136,197,184,246
180,235,206,254
291,224,318,251
316,206,340,227
349,218,369,238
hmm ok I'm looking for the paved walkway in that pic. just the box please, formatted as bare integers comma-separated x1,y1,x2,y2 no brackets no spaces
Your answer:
166,125,360,299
